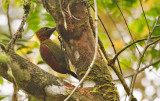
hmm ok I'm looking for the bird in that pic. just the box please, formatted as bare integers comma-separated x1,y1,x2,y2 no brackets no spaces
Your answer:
36,27,77,79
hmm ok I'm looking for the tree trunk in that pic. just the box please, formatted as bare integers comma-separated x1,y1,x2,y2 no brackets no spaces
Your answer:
42,0,119,100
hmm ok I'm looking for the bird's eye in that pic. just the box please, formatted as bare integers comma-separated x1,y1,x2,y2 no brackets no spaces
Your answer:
45,27,48,30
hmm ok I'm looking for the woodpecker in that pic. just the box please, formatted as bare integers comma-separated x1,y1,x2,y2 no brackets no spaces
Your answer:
36,27,77,79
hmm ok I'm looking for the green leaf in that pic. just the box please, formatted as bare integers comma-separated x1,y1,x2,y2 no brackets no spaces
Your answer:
1,33,11,39
0,96,7,100
0,76,4,85
1,0,9,12
27,3,41,31
27,50,32,54
43,13,56,27
37,60,45,64
16,45,29,51
152,27,160,36
150,48,160,60
14,0,23,7
153,63,160,70
120,57,132,69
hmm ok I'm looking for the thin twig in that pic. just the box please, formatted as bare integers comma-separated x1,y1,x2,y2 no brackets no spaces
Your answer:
146,16,160,44
113,74,133,82
87,2,109,60
110,26,160,98
139,59,160,73
90,4,123,75
114,0,142,56
129,16,160,99
140,0,150,33
112,35,160,62
105,7,140,60
116,38,160,97
64,0,99,100
113,59,160,81
5,1,31,52
7,2,12,37
129,15,160,100
101,2,127,47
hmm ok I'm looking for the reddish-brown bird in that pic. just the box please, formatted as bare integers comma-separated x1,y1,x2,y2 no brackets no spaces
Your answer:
36,27,77,78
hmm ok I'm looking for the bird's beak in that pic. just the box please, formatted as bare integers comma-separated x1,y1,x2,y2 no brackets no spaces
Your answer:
46,27,56,37
49,27,56,33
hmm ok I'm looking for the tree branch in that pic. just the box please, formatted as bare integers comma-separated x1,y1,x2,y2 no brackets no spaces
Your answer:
114,0,142,56
139,59,160,73
129,15,160,100
113,59,160,81
0,50,96,100
112,35,160,62
140,0,150,33
6,0,31,52
7,2,12,37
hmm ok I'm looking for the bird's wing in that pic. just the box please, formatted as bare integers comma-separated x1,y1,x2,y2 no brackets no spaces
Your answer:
40,40,69,73
42,40,67,63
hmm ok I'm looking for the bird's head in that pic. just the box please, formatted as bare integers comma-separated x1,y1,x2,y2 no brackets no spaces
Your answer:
36,27,56,42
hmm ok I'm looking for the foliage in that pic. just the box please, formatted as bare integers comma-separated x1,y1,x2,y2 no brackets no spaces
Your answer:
1,0,9,12
0,96,7,100
0,76,4,85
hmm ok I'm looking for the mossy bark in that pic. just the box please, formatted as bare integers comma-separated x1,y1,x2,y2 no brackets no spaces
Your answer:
42,0,120,100
0,51,105,101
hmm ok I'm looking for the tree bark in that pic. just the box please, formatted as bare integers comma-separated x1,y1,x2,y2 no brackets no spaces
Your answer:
41,0,119,100
0,50,98,101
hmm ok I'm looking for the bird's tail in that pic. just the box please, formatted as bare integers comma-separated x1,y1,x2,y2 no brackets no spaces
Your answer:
67,70,78,79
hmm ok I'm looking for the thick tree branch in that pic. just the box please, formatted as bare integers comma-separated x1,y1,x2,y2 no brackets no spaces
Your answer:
0,50,96,101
